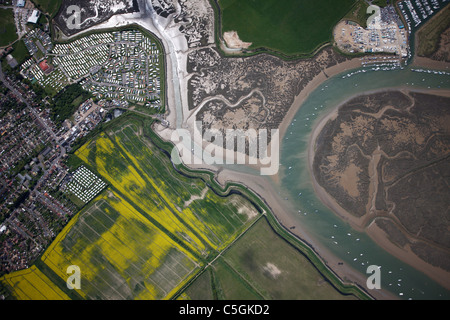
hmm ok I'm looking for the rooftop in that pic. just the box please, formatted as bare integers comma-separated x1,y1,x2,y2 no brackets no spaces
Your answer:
39,60,50,72
27,10,40,24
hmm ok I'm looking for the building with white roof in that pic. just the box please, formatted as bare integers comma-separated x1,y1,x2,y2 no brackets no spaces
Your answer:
27,10,40,24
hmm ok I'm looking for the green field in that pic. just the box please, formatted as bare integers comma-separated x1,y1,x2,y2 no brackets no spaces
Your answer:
183,218,358,300
32,0,63,18
342,0,370,28
0,8,18,47
11,40,31,64
416,3,450,58
50,84,91,125
217,0,356,56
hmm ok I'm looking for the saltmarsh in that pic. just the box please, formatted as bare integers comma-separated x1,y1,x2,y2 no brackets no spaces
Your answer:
1,116,259,299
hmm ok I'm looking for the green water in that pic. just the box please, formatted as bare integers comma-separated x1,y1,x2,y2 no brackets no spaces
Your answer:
277,65,450,300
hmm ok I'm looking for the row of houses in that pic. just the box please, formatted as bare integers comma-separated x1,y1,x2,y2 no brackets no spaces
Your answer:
76,30,162,104
50,33,114,55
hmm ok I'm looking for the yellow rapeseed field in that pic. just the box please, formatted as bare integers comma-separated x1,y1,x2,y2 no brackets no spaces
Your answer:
113,134,220,250
2,120,257,300
1,266,70,300
38,191,199,299
77,133,211,255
